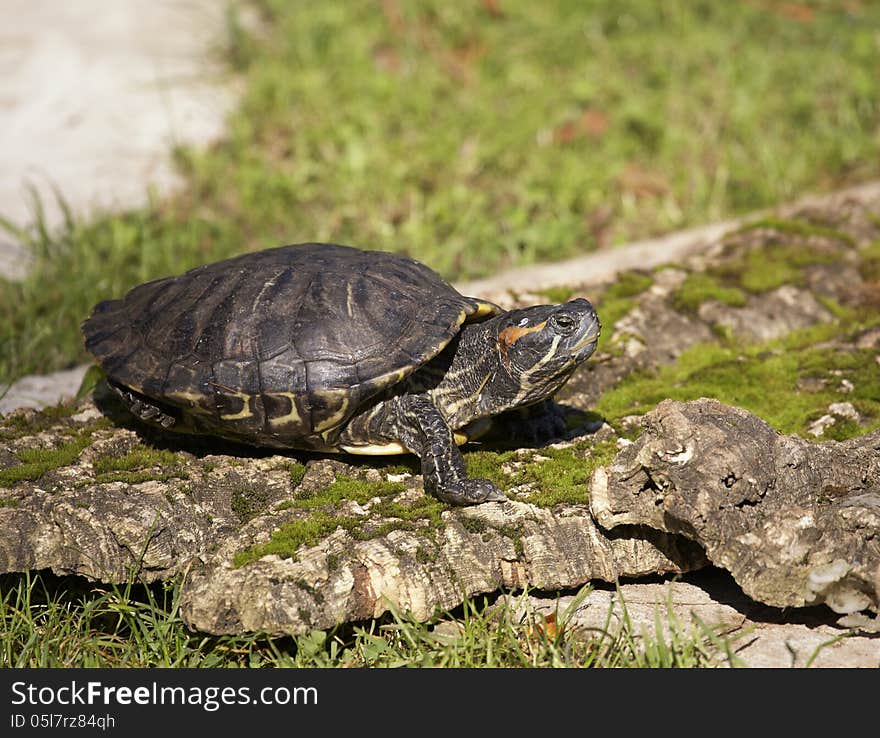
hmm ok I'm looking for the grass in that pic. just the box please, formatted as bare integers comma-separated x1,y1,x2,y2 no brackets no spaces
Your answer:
0,571,741,668
3,0,880,384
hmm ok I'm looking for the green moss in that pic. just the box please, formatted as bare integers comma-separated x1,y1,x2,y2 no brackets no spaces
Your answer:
288,462,307,488
595,271,655,335
234,473,413,565
860,240,880,260
819,418,862,442
231,485,272,523
370,495,445,527
353,521,408,540
0,433,93,486
512,535,525,559
606,271,655,301
233,511,363,567
94,471,183,485
0,497,19,508
92,444,189,485
92,445,183,474
415,546,437,564
0,402,80,441
737,252,802,293
595,311,880,440
527,441,618,507
461,448,520,489
377,460,417,476
464,438,619,508
460,517,489,534
671,224,847,310
540,286,576,304
733,216,856,247
296,474,405,508
672,272,747,314
858,240,880,282
347,490,448,542
716,243,838,294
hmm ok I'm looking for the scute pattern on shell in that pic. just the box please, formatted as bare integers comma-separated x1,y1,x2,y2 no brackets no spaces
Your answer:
82,243,488,445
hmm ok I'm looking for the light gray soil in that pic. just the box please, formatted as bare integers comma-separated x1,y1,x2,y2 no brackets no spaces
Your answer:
0,0,238,280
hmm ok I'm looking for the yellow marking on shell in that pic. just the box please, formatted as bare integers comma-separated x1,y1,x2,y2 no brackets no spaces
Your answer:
471,300,503,319
167,390,205,404
252,269,284,313
346,282,356,318
312,392,351,432
339,423,480,456
340,441,409,455
219,392,254,420
267,392,303,427
367,366,410,392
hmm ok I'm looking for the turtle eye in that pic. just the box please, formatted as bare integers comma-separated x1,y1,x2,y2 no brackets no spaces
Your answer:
550,313,577,334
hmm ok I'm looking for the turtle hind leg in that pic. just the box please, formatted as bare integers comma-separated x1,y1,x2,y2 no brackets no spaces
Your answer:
109,381,177,429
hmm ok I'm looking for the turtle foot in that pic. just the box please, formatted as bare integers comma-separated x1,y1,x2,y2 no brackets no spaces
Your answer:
110,382,177,429
434,478,507,506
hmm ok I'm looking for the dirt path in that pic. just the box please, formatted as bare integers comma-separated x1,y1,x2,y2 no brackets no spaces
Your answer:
0,0,237,279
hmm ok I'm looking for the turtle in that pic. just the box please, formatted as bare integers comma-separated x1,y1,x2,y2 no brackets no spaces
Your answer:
81,242,601,506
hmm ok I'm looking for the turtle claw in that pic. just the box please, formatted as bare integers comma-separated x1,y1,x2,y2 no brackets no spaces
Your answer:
482,487,508,503
435,478,507,506
110,382,177,430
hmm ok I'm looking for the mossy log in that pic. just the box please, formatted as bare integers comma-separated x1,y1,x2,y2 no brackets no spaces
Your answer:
591,398,880,616
2,186,880,634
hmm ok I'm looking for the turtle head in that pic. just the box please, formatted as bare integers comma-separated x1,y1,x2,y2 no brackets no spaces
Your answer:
493,298,600,403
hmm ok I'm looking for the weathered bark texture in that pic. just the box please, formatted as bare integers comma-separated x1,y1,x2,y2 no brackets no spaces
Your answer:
0,406,705,635
0,405,706,633
591,399,880,615
180,502,703,635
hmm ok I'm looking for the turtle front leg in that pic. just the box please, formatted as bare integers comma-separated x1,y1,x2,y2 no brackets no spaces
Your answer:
392,395,507,506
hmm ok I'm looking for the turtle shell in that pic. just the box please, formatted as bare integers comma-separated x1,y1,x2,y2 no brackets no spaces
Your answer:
82,243,500,448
